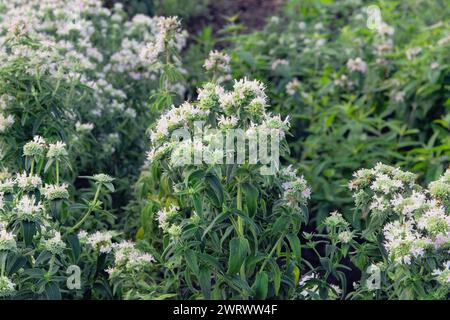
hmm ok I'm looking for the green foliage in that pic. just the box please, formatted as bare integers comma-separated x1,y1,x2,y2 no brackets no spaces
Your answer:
0,0,449,301
216,0,450,225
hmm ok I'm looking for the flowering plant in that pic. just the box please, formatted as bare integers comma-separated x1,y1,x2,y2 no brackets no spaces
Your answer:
0,136,155,299
133,78,311,299
218,0,450,224
347,163,449,299
0,1,188,197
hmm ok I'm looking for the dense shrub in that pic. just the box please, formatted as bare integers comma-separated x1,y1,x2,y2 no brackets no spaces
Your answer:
0,0,448,301
0,0,187,196
204,0,450,224
131,78,312,299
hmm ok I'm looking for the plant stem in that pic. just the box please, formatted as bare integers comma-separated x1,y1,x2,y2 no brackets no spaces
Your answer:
69,184,101,232
0,253,6,277
260,232,286,273
236,183,244,236
55,160,59,185
30,159,34,176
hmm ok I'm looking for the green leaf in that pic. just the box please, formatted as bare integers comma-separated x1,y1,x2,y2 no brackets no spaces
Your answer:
35,250,52,265
198,268,212,299
6,254,27,275
45,282,61,300
185,249,199,276
242,183,258,216
22,221,37,247
67,234,81,263
104,182,115,193
192,194,203,217
252,271,269,300
286,233,302,265
202,211,228,240
270,261,281,296
205,175,224,207
272,216,289,235
228,237,249,275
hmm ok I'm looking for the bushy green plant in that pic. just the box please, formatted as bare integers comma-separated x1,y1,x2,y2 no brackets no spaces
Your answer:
0,135,159,299
131,78,312,299
0,1,188,198
214,0,450,224
348,163,449,299
308,164,450,300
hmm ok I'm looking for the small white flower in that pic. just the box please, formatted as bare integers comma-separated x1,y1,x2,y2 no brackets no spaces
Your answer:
23,136,46,157
347,57,367,73
75,122,94,133
41,184,70,201
271,59,289,71
15,195,44,221
286,78,301,96
0,276,15,297
0,229,16,252
42,232,66,255
405,47,422,60
15,172,42,191
47,141,68,159
0,114,14,133
376,22,394,36
87,231,113,253
203,50,231,73
217,115,238,129
430,62,439,70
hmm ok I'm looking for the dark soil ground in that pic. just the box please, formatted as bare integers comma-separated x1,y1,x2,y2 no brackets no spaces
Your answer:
106,0,285,34
185,0,285,35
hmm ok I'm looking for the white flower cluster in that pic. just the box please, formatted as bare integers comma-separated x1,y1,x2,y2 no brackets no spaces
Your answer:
405,47,422,60
271,59,289,71
41,231,66,255
41,184,70,201
80,230,114,254
286,78,301,96
23,136,47,157
146,78,290,167
346,57,367,73
14,172,43,192
0,275,15,298
297,272,342,300
432,261,450,285
428,168,450,201
106,241,155,278
75,122,94,133
14,196,45,222
23,136,67,161
47,141,68,159
351,164,450,265
0,227,17,252
139,16,186,65
323,211,354,244
0,180,49,225
203,50,231,73
156,205,180,233
149,102,210,145
333,74,354,89
350,162,416,216
0,1,187,124
376,22,395,37
279,165,311,210
0,113,14,133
